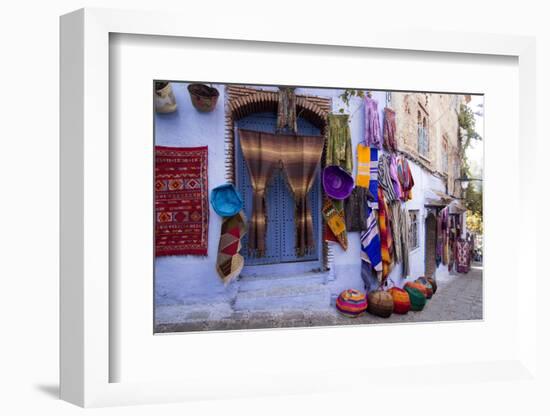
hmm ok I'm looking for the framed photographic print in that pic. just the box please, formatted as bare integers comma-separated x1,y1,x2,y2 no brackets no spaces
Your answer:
60,7,538,408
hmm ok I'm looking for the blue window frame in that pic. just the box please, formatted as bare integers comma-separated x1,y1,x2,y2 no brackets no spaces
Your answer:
235,112,322,266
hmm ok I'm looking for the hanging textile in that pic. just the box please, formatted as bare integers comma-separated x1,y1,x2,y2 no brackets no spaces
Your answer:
455,239,471,273
155,145,209,256
400,206,411,277
277,87,298,134
397,156,415,201
435,212,442,267
327,114,353,173
389,201,402,266
378,187,393,280
383,107,398,152
361,260,381,294
367,147,379,209
216,211,247,284
363,95,382,149
322,197,348,250
360,206,382,273
280,133,325,256
378,153,398,202
239,129,324,257
356,143,371,187
389,155,403,200
344,187,368,232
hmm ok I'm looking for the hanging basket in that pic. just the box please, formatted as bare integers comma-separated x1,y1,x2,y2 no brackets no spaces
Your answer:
367,289,394,318
187,83,219,112
404,286,426,311
154,81,177,113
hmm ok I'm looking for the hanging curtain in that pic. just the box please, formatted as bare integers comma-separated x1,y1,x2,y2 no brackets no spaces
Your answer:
383,107,398,152
389,201,402,266
239,129,324,257
280,134,325,256
364,96,382,149
378,187,394,280
327,114,353,173
277,87,298,134
239,130,281,257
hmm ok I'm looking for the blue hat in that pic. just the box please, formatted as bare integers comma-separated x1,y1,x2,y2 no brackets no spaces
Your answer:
210,183,243,217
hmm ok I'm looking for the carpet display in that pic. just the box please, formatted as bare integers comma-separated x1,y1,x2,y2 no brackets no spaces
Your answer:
336,289,368,318
155,145,209,256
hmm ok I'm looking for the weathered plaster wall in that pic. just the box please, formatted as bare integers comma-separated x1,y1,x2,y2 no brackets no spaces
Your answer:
155,83,457,313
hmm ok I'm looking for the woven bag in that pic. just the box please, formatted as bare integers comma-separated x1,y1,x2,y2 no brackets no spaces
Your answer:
336,289,368,318
367,286,394,318
405,281,428,298
404,286,426,311
387,279,410,314
416,277,433,299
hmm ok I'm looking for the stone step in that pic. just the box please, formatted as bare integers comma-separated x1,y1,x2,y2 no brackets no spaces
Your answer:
234,277,331,312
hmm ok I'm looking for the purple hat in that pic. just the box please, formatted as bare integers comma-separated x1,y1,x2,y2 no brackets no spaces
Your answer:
322,165,354,200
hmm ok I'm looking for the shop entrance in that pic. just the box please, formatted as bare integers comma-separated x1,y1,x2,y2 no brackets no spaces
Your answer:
235,112,323,271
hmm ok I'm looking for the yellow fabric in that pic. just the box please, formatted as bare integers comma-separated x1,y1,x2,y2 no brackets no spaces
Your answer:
356,144,371,188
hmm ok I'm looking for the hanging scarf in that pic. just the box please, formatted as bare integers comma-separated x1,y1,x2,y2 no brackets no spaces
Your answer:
364,96,382,149
367,148,379,209
397,156,415,201
378,153,398,202
356,143,371,188
239,129,324,257
389,201,402,266
360,206,382,273
435,212,442,267
277,87,297,134
400,206,411,277
327,114,353,173
389,154,403,200
378,187,393,280
383,107,398,152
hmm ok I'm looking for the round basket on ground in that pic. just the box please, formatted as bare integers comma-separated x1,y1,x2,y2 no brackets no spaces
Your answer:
367,290,394,318
187,83,219,112
415,277,433,299
405,281,428,298
388,287,410,314
335,289,368,318
427,277,437,294
404,286,426,311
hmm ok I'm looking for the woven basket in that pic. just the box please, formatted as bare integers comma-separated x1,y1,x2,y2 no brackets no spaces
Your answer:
188,83,219,112
427,277,437,294
367,290,394,318
405,281,428,298
404,286,426,311
336,289,368,318
416,277,433,299
388,287,410,314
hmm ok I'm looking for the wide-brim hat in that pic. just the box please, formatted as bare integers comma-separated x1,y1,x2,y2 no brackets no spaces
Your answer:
210,183,243,217
322,165,354,200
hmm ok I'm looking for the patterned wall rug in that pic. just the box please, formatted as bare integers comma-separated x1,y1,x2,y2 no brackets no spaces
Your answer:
155,146,209,256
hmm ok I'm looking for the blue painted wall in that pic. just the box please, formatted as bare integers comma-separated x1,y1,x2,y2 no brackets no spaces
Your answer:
154,83,447,312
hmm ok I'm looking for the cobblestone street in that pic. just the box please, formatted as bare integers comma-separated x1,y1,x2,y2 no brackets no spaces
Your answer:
156,263,483,333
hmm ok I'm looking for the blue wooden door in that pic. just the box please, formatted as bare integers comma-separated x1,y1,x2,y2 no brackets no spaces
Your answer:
236,112,322,266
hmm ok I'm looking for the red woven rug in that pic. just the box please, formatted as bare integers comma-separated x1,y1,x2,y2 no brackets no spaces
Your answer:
155,146,209,256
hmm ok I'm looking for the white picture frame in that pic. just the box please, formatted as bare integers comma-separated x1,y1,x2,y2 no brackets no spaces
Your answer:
60,7,539,408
